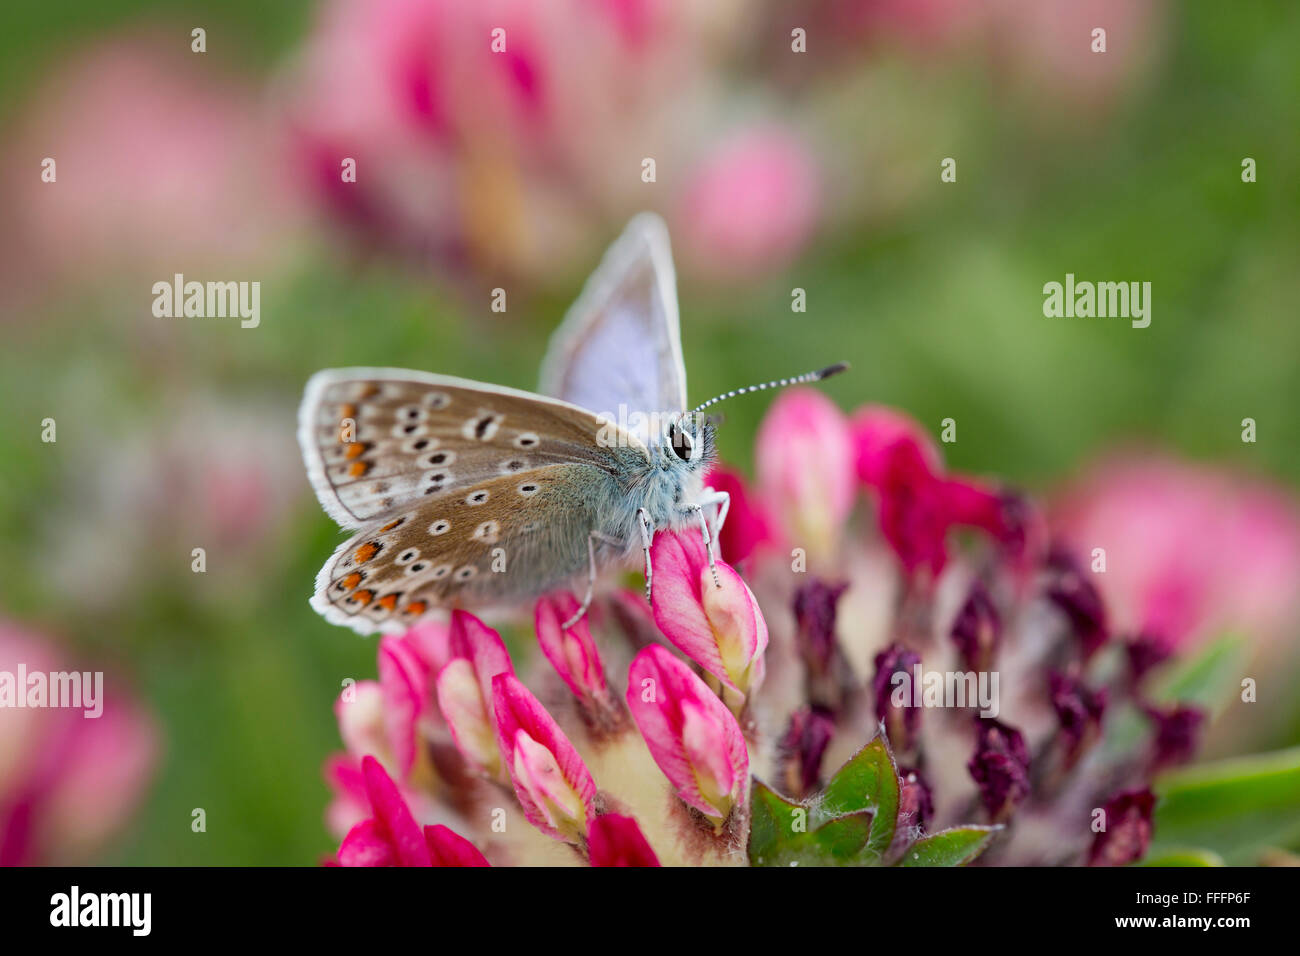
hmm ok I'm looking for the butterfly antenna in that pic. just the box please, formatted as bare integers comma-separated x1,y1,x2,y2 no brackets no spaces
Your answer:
689,362,849,416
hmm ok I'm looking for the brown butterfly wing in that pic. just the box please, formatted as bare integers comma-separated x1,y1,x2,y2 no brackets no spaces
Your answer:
299,369,649,633
299,368,647,526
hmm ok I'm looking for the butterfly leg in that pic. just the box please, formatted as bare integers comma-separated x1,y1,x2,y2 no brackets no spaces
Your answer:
563,530,622,629
696,489,731,550
685,503,722,590
637,507,654,602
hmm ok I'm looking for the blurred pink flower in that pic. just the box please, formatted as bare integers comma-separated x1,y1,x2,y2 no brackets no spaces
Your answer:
0,623,156,865
757,388,856,561
987,0,1168,111
650,531,768,702
492,674,596,843
287,0,708,280
625,645,748,825
1053,456,1300,653
0,32,301,305
336,756,489,866
325,675,443,837
677,126,820,278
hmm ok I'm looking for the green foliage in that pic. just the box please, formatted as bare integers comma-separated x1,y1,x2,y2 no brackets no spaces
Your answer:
748,733,999,867
1151,747,1300,866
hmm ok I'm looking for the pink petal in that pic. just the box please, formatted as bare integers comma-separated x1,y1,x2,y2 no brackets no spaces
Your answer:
756,388,855,558
588,814,661,867
535,593,607,699
424,824,491,867
337,819,398,867
323,754,370,838
448,610,514,709
435,659,500,776
360,755,430,867
492,674,596,841
850,405,943,486
334,680,388,761
403,619,454,676
377,634,429,776
625,646,748,820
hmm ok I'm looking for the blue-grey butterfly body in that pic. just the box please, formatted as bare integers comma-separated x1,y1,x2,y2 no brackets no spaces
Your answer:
299,214,720,635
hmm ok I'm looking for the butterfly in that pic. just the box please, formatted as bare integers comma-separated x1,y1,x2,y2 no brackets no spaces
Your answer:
298,213,845,635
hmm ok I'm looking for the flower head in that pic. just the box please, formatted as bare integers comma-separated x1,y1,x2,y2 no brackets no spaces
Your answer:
534,592,608,702
650,530,768,704
950,580,1001,672
492,674,596,844
968,717,1031,822
1088,788,1156,867
434,611,514,777
625,645,749,825
1048,671,1107,768
776,707,835,799
872,643,922,752
0,623,156,865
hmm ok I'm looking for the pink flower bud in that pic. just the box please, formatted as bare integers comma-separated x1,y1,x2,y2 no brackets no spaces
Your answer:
492,674,596,843
434,611,514,777
436,660,501,777
625,645,749,824
757,388,855,560
1088,788,1156,867
588,813,661,867
534,593,608,701
650,531,768,702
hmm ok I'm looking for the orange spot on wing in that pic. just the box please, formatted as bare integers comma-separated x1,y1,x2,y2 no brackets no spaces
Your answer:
376,593,399,612
358,385,380,399
344,442,367,460
353,542,380,564
339,403,356,420
341,572,363,590
405,600,427,616
348,460,370,478
379,518,402,532
352,589,374,607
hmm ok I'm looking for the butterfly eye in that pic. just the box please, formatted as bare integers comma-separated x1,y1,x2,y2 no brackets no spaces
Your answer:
668,421,694,462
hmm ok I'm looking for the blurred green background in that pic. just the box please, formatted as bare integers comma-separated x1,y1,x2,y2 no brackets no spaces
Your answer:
0,0,1296,864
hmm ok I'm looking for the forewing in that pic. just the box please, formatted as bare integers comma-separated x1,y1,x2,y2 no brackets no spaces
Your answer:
297,368,647,527
538,213,688,432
